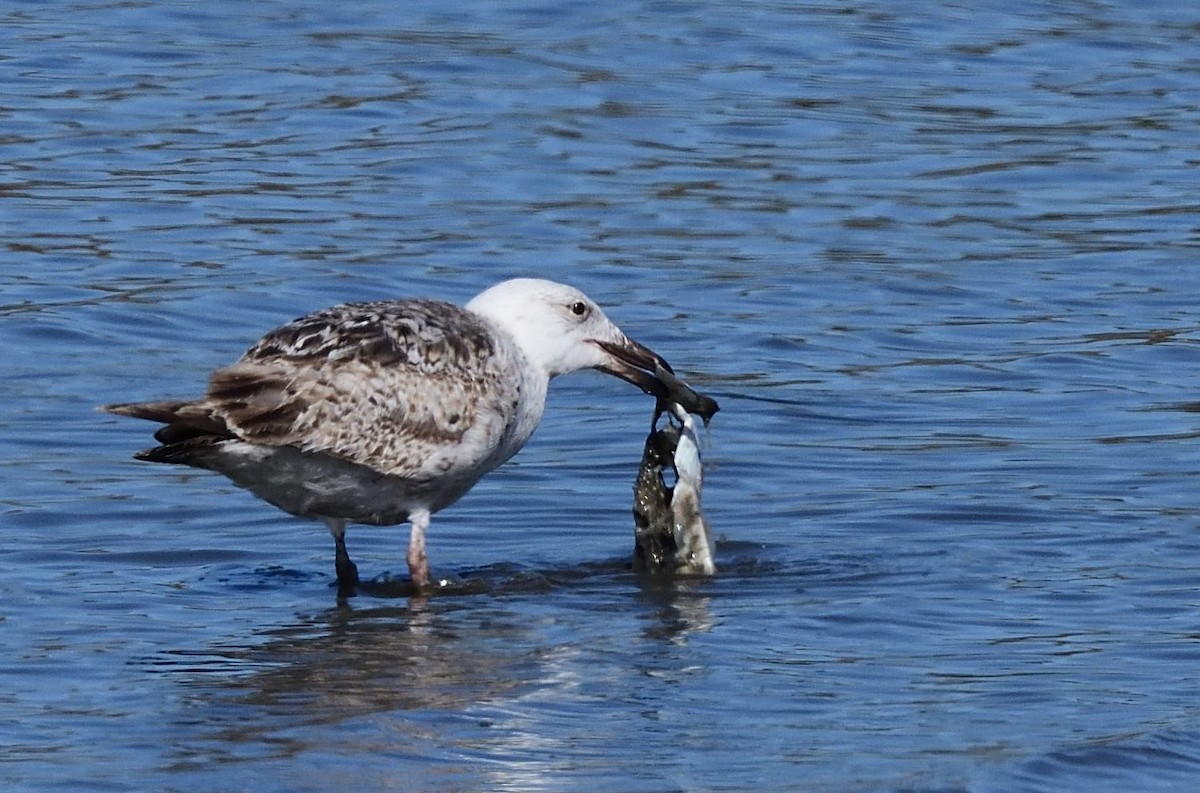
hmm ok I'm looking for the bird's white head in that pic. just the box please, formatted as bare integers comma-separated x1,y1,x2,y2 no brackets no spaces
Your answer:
465,278,672,394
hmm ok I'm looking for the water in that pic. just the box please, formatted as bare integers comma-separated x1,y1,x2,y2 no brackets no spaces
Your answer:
3,1,1200,790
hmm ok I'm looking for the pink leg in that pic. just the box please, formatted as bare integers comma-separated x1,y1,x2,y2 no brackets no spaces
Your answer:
407,509,431,590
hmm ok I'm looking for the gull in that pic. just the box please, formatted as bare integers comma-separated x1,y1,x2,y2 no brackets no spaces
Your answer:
102,278,686,596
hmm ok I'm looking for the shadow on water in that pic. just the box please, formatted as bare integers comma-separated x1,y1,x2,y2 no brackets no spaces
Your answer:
134,555,801,778
147,558,713,679
141,544,799,706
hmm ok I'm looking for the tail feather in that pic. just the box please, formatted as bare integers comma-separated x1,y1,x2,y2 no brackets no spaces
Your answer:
101,399,194,423
101,399,233,446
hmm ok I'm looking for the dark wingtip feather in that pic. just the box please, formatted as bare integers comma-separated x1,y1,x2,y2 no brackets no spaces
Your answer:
132,435,225,466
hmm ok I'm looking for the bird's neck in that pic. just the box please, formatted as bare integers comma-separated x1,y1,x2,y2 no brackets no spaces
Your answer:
490,356,549,471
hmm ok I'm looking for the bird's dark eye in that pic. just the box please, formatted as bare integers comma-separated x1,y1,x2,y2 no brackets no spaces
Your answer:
569,300,588,317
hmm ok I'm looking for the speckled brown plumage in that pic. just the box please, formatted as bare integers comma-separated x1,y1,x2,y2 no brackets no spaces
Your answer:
204,299,525,480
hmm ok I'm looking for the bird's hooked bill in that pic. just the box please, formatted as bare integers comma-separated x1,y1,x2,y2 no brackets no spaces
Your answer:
593,337,719,423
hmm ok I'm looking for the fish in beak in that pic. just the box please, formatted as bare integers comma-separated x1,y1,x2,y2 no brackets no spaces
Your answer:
632,401,717,576
593,337,720,424
593,331,720,577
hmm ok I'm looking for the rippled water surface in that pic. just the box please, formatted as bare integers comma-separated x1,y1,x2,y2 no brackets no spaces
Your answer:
4,1,1200,791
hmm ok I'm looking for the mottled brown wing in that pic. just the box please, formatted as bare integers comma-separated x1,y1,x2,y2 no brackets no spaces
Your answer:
207,299,522,478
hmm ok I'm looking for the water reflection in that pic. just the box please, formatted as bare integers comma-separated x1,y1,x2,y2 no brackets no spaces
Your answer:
150,562,723,752
634,575,715,644
149,597,541,778
161,602,526,727
139,564,738,789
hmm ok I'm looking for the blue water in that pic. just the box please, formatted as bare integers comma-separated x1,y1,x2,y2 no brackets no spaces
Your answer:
3,1,1200,791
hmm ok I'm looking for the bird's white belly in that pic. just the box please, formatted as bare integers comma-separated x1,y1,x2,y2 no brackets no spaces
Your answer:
195,440,485,526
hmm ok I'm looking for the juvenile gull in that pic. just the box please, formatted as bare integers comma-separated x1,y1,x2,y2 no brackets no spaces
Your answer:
103,278,693,595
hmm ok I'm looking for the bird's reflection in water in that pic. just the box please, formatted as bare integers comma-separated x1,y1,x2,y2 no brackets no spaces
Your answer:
160,562,717,713
168,603,530,719
152,562,721,787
